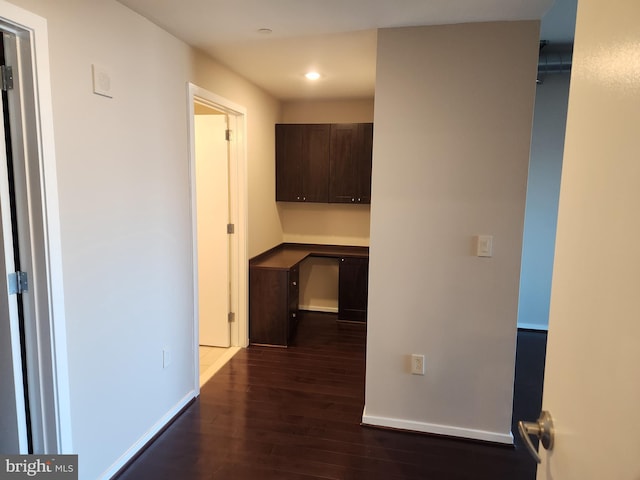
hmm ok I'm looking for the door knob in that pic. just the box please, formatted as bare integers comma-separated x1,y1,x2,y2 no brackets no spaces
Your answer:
518,410,554,463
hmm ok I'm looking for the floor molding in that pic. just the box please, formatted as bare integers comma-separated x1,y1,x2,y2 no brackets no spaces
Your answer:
102,391,195,479
361,407,514,445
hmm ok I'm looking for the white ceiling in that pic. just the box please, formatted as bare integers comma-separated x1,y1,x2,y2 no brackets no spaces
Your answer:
118,0,575,101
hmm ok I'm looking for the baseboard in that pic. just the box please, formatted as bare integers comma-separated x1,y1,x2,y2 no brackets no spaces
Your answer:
517,323,548,331
299,305,339,314
361,407,514,445
101,390,195,479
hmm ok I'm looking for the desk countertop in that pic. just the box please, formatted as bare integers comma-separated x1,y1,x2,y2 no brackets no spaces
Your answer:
249,243,369,269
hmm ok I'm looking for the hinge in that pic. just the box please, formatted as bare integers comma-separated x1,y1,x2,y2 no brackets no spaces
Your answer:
225,129,232,141
227,223,235,234
228,312,235,323
8,271,28,295
1,65,14,91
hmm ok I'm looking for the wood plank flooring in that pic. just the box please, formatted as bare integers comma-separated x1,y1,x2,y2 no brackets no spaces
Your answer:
116,312,546,480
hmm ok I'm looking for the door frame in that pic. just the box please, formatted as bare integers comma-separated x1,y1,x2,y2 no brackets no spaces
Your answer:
0,2,72,453
187,83,248,393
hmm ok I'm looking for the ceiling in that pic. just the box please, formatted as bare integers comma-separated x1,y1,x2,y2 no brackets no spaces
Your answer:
117,0,576,101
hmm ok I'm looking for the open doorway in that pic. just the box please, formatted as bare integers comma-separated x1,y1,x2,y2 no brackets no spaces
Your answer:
193,102,234,385
511,0,576,452
0,5,71,455
187,84,248,390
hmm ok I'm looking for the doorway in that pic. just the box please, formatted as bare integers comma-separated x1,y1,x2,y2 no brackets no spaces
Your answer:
0,5,71,455
511,0,577,455
187,84,248,391
193,103,234,385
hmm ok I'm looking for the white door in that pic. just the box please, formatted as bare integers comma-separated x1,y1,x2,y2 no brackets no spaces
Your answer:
195,113,231,347
0,87,29,454
535,1,640,478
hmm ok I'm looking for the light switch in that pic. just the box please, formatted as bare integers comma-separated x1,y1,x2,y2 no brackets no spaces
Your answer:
476,235,493,257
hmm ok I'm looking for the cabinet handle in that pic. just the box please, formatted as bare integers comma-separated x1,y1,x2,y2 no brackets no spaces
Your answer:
351,198,355,202
296,196,300,200
292,312,296,318
303,197,306,201
292,281,297,286
358,198,361,202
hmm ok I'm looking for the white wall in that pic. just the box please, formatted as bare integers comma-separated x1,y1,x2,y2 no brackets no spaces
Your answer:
6,0,281,477
191,49,282,258
281,99,374,124
365,22,539,443
518,73,570,330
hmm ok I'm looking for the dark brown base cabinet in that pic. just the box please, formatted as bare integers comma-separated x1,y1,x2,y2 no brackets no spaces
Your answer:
249,265,299,346
338,257,369,322
249,244,369,346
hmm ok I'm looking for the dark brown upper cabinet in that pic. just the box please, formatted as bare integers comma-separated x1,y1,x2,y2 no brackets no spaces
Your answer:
329,123,373,204
276,124,330,202
276,123,373,204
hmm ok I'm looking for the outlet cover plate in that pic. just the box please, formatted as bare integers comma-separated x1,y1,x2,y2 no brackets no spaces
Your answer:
411,354,425,375
92,64,113,98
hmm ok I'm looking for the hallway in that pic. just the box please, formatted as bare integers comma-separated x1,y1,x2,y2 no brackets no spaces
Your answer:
117,312,545,479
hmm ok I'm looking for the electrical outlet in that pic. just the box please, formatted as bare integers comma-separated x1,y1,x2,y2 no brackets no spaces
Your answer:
411,354,425,375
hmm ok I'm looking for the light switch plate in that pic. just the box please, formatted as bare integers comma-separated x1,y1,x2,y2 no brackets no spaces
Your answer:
476,235,493,257
92,64,113,98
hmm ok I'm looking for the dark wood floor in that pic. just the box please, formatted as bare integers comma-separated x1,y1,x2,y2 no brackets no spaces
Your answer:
116,312,546,480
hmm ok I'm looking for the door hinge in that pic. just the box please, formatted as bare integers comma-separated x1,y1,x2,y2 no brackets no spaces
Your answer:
228,312,235,323
227,223,235,234
225,129,232,141
8,271,28,295
1,65,14,91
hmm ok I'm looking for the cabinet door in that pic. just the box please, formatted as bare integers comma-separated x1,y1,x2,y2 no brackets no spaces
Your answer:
329,123,374,204
249,267,289,345
276,124,330,202
329,124,359,203
302,124,330,202
338,257,369,322
276,124,303,201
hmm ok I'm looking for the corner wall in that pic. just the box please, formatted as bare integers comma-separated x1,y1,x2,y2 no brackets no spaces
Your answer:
518,73,570,330
191,49,282,258
365,22,539,442
6,0,281,477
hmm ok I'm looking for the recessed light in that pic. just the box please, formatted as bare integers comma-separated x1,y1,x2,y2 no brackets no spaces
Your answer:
305,71,321,80
257,28,272,35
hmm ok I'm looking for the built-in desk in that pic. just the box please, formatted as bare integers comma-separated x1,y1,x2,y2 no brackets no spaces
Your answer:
249,243,369,346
